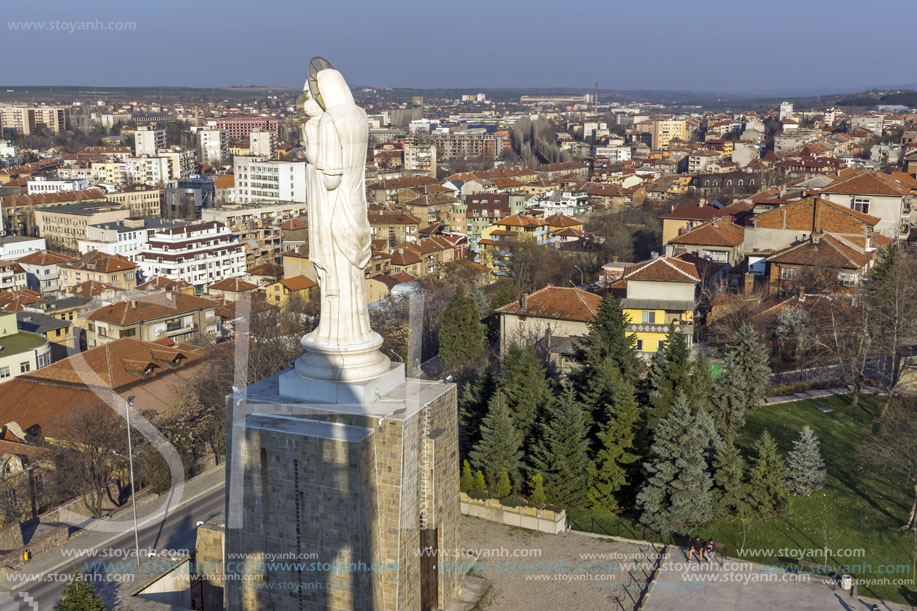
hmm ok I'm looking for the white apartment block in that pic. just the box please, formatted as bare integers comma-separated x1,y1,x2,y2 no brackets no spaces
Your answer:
594,145,632,162
249,130,277,160
0,140,20,160
404,138,437,177
125,156,171,185
0,236,45,259
137,221,246,287
26,177,89,195
197,128,228,165
134,125,166,156
158,149,195,179
233,156,306,204
78,218,188,262
202,202,307,229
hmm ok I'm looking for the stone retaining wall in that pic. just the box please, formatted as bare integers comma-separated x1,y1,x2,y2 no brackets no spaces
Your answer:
459,493,566,534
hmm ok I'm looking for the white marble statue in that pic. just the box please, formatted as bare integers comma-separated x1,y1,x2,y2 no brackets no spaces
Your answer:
294,60,391,383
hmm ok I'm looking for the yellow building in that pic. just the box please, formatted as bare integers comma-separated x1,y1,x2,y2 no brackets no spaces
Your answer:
267,275,318,306
651,119,687,150
607,256,698,356
479,214,550,276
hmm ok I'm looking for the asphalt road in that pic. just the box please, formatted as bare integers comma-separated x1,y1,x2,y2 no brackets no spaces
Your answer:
4,478,225,609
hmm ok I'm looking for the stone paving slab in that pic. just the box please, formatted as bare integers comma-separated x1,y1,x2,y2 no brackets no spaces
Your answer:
645,549,915,611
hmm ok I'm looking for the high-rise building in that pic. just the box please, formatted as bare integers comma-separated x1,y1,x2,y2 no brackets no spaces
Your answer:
197,128,229,165
137,221,245,287
779,101,795,121
163,178,216,219
212,116,279,139
249,130,278,160
650,119,687,150
134,125,167,156
0,104,69,135
403,136,437,177
233,156,306,204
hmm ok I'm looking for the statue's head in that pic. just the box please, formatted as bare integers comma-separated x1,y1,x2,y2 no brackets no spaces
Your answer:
315,69,355,109
300,87,323,119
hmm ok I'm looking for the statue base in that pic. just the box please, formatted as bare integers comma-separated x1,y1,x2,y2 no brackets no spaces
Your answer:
279,332,404,404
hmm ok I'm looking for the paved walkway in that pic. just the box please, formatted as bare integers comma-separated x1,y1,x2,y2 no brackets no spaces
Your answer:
645,548,915,611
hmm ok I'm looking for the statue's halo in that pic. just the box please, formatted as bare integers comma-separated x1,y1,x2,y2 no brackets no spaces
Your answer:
308,56,334,110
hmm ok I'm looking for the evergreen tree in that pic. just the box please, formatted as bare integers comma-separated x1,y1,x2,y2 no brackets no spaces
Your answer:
643,324,692,433
712,437,747,517
530,473,546,505
587,360,641,511
731,324,772,410
469,391,524,490
499,345,553,443
572,295,640,386
786,425,826,496
460,460,474,493
747,429,789,517
459,366,498,454
685,352,714,412
529,387,592,507
709,349,749,440
440,291,487,371
474,470,486,492
56,574,106,611
635,395,716,536
494,467,512,498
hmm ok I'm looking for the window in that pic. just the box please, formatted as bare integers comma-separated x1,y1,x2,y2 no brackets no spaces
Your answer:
20,362,30,373
658,340,666,352
636,339,644,351
641,311,656,324
838,272,858,286
0,367,9,379
98,327,107,337
780,267,797,281
37,352,50,368
852,197,870,214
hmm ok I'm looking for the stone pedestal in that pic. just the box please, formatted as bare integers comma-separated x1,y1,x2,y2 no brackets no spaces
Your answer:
225,369,461,611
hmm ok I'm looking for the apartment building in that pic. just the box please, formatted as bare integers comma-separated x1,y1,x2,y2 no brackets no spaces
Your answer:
125,156,171,185
0,104,68,135
78,218,188,262
0,312,52,381
26,177,89,195
404,137,437,177
0,261,27,292
1,189,106,237
84,292,219,347
202,202,307,229
249,130,278,160
15,250,71,294
432,131,510,160
134,126,166,156
233,156,306,204
106,186,163,218
163,178,215,218
59,251,138,291
34,201,130,253
196,128,228,165
136,221,246,288
157,149,195,180
651,119,687,150
211,116,279,139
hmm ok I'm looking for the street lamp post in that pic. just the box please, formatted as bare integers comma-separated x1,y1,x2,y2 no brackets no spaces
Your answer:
123,395,140,564
574,265,584,288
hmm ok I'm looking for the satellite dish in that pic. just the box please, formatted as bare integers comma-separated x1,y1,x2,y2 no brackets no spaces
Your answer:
308,57,334,110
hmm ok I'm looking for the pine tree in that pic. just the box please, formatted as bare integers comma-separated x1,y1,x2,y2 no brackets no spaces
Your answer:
587,360,641,511
474,470,486,492
572,295,640,387
731,324,771,409
635,395,716,536
685,352,714,412
712,437,747,517
499,345,553,443
529,387,592,507
440,291,487,371
494,467,511,498
56,574,106,611
747,429,789,517
786,425,826,496
710,348,749,440
530,473,546,505
460,460,474,493
644,324,692,433
469,391,524,490
459,366,498,453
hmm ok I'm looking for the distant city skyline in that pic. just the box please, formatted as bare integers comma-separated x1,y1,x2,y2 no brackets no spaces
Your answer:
2,0,914,95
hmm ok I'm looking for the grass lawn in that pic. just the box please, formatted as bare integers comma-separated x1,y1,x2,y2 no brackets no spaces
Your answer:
569,394,917,605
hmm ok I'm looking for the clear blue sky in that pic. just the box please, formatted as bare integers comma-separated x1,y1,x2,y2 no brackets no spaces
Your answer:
2,0,914,94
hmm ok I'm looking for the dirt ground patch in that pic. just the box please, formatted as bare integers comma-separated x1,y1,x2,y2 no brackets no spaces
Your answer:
458,516,657,611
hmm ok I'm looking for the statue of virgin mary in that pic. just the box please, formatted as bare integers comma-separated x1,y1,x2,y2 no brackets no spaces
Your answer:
295,59,391,382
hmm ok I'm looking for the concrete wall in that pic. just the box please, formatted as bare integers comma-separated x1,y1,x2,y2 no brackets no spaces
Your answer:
460,494,567,535
627,279,694,302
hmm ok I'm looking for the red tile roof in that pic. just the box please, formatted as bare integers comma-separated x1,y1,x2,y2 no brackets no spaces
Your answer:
822,169,911,197
668,219,745,247
61,251,136,273
619,256,700,283
16,250,71,266
209,277,258,292
88,293,218,325
278,275,317,291
495,285,601,322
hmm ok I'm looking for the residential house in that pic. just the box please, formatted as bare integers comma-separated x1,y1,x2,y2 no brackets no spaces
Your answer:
16,250,76,295
282,245,317,284
59,251,137,291
0,261,27,292
765,232,878,296
479,214,551,276
16,310,72,360
266,275,318,307
495,286,601,375
821,169,913,239
84,292,219,347
664,218,745,266
605,256,699,357
208,277,259,302
368,210,422,247
0,311,52,382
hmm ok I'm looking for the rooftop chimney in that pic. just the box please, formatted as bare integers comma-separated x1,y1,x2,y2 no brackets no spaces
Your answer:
520,294,528,312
